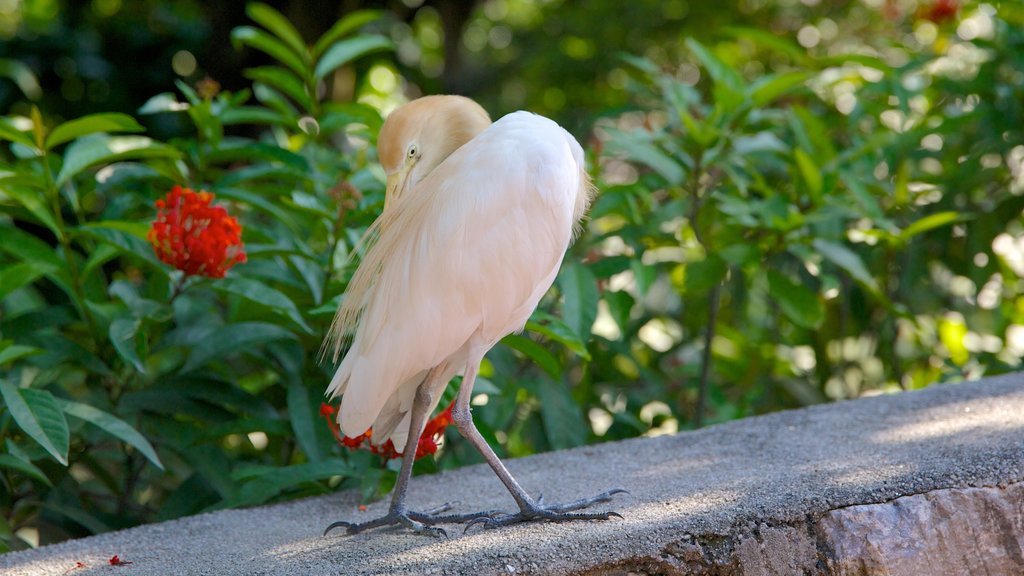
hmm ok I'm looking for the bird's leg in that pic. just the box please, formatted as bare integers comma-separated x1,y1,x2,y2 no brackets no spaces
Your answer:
324,364,498,538
451,356,626,531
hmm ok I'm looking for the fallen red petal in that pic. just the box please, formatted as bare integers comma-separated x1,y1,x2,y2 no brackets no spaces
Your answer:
109,555,133,566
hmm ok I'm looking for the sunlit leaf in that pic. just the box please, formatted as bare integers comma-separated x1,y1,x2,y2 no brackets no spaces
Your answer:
314,35,394,81
231,26,308,78
56,135,181,187
247,3,308,59
138,92,190,114
0,58,42,100
898,211,962,244
526,310,590,359
45,113,144,150
244,66,312,111
312,10,385,59
0,117,35,148
749,71,810,107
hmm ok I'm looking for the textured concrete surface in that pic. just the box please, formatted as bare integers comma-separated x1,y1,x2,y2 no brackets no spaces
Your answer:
1,373,1022,575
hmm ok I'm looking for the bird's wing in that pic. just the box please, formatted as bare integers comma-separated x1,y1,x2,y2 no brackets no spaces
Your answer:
329,112,590,440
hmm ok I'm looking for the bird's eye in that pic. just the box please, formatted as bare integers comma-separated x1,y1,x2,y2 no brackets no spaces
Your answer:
407,145,418,159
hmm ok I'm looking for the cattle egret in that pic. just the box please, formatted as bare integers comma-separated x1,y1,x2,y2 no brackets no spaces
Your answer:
323,95,623,537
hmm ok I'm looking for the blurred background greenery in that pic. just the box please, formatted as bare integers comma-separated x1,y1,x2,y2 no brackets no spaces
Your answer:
1,0,1022,552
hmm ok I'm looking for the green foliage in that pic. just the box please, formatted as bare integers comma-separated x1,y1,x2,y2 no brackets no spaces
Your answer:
590,2,1024,428
1,0,1022,555
0,5,394,550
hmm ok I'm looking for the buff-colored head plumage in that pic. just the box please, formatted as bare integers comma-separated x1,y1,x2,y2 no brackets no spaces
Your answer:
322,96,492,362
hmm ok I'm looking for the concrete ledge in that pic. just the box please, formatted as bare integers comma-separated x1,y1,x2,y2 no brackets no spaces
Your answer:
2,374,1022,575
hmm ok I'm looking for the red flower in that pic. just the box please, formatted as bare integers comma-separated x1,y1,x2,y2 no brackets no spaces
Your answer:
108,555,132,566
920,0,958,23
148,185,247,278
320,401,454,460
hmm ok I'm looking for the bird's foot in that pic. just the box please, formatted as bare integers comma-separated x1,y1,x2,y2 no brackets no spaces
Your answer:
323,502,501,538
465,488,628,531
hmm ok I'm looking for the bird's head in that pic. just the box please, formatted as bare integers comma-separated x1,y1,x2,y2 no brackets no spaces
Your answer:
377,95,491,209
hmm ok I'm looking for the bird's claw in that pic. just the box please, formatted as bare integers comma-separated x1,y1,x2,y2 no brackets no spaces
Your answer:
464,488,627,532
324,511,448,538
324,504,501,538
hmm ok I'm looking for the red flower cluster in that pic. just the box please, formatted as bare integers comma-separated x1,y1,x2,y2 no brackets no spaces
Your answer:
148,186,247,278
320,401,454,460
921,0,958,24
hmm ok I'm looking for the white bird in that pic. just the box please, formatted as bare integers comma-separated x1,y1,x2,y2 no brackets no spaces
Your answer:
323,95,623,536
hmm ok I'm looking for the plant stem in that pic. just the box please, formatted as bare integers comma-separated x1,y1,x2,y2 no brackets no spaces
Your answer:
40,152,103,349
695,283,721,429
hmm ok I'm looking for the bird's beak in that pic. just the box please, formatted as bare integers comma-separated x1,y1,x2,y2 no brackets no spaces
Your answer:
384,164,412,211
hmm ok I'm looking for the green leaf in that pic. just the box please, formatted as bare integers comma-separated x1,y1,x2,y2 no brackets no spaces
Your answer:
812,238,880,293
526,310,591,359
183,322,297,372
721,27,810,65
2,184,61,237
229,459,350,507
686,39,744,93
685,255,727,295
247,3,308,59
767,270,823,329
898,211,961,244
44,113,144,150
59,400,164,470
312,10,384,59
0,117,36,149
231,26,308,79
603,290,635,334
287,380,322,462
220,106,292,127
56,134,181,187
606,130,684,185
0,381,69,465
0,454,51,485
0,343,41,366
0,261,51,301
75,222,165,270
244,66,312,111
500,335,561,380
109,317,146,373
533,379,588,450
214,277,313,334
0,58,42,100
138,92,190,114
794,148,823,205
558,261,599,343
790,106,836,163
748,71,810,107
314,34,394,81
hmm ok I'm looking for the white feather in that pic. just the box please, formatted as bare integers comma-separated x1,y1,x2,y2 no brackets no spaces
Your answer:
327,111,592,450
